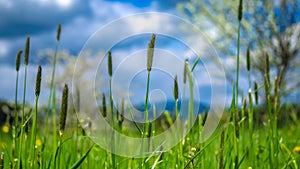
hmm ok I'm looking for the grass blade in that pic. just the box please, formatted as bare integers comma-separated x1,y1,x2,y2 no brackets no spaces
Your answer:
69,144,94,169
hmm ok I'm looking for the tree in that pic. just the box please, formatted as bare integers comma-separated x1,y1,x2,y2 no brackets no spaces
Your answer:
177,0,300,104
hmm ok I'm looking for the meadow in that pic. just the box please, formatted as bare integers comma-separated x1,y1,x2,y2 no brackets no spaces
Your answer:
1,2,300,169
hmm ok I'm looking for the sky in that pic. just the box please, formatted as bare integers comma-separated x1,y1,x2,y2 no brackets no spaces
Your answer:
2,0,219,107
1,0,299,110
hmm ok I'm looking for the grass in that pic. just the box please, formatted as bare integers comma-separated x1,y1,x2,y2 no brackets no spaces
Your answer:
1,4,300,168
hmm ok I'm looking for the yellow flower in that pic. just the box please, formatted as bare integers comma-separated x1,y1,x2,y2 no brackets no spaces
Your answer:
35,139,42,148
2,125,9,133
293,146,300,153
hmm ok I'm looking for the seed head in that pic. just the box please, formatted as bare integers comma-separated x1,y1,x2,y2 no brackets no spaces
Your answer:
174,75,178,101
238,0,243,21
24,36,30,66
264,74,270,95
102,93,107,118
16,50,23,71
183,59,188,84
121,97,124,119
60,84,69,135
108,51,112,77
242,98,247,113
246,45,250,71
56,24,62,42
35,65,42,98
147,34,156,71
265,53,270,83
119,97,124,125
254,81,258,105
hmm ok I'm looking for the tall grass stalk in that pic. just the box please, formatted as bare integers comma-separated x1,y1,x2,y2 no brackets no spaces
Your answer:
248,89,254,163
231,0,243,167
108,50,116,168
173,75,182,166
141,34,156,161
45,24,61,138
241,99,246,150
235,0,243,106
52,86,57,151
229,85,239,169
185,61,194,132
273,76,282,167
13,50,22,159
219,125,226,169
264,74,274,168
246,46,251,89
29,65,42,168
181,59,188,121
57,84,68,168
18,36,30,169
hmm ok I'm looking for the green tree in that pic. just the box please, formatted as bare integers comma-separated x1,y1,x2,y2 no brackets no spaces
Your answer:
178,0,300,104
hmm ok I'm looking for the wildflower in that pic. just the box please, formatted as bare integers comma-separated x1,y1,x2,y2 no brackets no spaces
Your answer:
293,146,300,153
191,147,196,152
1,125,9,133
35,139,42,148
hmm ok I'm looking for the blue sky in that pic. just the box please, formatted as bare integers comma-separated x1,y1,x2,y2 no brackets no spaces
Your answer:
1,0,298,109
1,0,209,106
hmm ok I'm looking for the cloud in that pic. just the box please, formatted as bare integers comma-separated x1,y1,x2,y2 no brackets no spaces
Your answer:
0,0,229,107
0,0,91,38
0,40,9,57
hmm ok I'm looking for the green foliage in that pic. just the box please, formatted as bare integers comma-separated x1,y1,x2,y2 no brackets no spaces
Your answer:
178,0,300,102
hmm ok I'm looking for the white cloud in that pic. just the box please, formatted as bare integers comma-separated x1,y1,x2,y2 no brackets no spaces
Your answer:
0,41,9,58
55,0,73,9
0,0,229,108
0,0,13,9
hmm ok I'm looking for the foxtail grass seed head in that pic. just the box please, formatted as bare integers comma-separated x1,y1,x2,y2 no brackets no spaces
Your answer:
265,53,270,74
56,24,61,42
264,74,270,94
35,65,42,98
121,97,124,120
102,93,107,118
16,50,23,72
147,34,156,71
183,59,188,84
246,45,250,71
238,0,243,21
174,75,178,101
243,98,247,113
60,84,69,135
24,36,30,66
108,51,112,77
119,97,124,125
254,81,258,105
